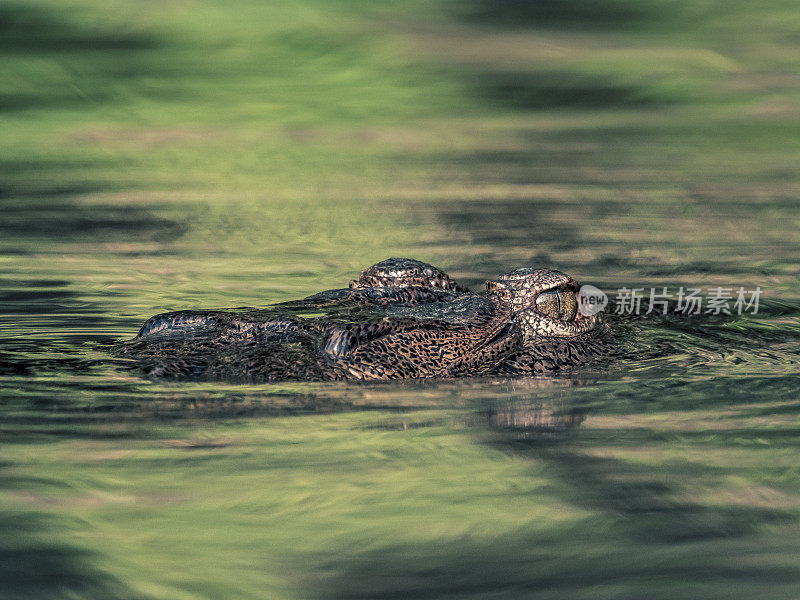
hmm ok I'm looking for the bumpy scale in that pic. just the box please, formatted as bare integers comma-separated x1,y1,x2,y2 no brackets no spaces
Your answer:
114,258,605,381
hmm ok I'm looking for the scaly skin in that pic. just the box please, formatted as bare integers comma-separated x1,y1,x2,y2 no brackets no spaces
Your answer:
113,258,607,381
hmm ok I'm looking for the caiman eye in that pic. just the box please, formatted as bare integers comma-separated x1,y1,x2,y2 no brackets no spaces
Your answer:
560,287,578,321
535,286,577,321
535,290,560,319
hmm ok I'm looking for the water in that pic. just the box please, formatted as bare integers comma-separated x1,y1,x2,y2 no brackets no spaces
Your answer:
2,1,800,598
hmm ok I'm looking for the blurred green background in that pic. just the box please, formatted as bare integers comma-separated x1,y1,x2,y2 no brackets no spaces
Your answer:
1,1,800,598
3,0,799,296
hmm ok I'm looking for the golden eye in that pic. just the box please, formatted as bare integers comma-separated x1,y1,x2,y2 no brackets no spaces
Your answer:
559,288,577,321
535,286,577,321
535,290,561,319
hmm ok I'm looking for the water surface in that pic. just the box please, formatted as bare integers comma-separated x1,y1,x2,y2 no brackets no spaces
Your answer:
2,1,800,598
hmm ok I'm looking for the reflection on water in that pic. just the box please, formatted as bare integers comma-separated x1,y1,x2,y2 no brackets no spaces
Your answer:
490,403,584,430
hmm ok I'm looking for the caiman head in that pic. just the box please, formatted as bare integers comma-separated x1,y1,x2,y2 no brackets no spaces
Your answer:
487,268,600,344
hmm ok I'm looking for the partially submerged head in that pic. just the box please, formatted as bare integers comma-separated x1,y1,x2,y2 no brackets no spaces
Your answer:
350,257,467,291
487,268,599,342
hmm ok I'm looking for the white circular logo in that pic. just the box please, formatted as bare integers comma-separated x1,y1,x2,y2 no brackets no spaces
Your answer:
578,284,608,316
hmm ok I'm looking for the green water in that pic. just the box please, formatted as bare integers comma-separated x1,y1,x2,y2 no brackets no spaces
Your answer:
2,0,800,598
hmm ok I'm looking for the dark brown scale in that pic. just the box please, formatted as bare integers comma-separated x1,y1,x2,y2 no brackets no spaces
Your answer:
300,285,459,307
325,307,520,380
348,257,469,292
112,257,608,382
497,337,609,375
